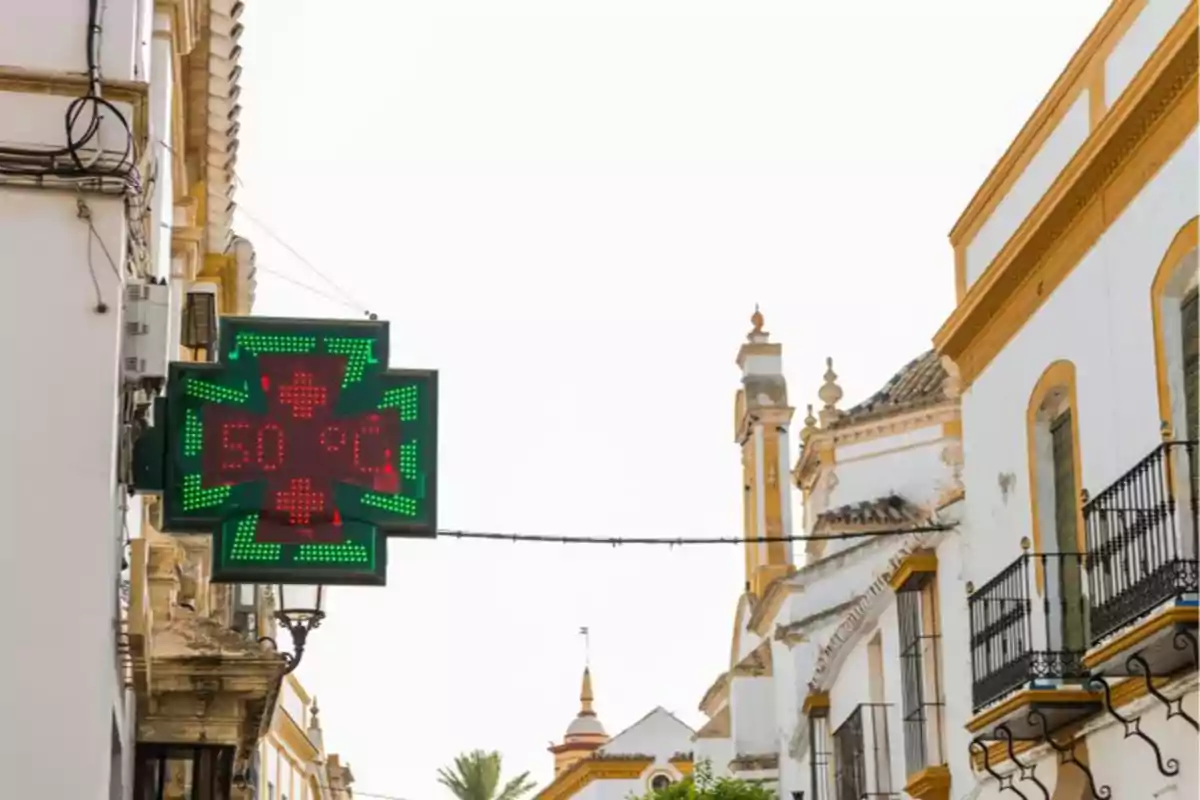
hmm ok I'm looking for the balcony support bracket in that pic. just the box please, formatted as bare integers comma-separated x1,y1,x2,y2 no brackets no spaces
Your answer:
995,723,1049,800
1128,650,1198,730
972,738,1032,800
1175,627,1198,666
1027,709,1112,799
1088,675,1179,777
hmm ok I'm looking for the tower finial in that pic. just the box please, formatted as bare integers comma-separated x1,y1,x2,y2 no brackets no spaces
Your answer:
800,403,817,443
818,357,843,427
747,305,768,342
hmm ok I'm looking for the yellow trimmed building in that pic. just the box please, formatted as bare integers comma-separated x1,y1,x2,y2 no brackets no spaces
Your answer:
257,674,358,800
534,667,695,800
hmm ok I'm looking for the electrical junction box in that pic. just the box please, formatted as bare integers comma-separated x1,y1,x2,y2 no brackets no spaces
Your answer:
123,279,170,383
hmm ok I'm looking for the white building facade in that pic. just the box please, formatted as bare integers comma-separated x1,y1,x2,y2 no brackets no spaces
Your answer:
0,1,265,798
534,669,697,800
694,311,968,800
935,0,1199,798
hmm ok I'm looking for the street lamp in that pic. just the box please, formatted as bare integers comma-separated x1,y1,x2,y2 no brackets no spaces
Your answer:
264,584,325,675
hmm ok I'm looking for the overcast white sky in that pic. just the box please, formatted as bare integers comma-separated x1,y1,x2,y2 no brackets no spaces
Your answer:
235,2,1109,797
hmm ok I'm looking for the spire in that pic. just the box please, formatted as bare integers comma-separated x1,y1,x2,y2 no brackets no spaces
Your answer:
579,666,596,716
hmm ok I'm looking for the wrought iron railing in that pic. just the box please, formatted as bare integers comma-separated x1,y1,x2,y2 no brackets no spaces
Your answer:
832,704,898,799
968,551,1089,711
1084,440,1199,644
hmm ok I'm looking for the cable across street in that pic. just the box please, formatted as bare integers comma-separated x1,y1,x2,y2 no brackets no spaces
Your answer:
436,524,954,546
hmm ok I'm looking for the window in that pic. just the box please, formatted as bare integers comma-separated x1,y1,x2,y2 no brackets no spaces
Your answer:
808,712,833,800
133,744,235,800
231,584,259,639
898,577,945,778
650,774,672,791
832,708,866,800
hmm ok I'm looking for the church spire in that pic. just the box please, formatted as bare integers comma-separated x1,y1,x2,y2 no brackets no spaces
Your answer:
579,666,596,716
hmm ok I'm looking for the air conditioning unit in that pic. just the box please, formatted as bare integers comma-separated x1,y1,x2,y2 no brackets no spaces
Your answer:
123,279,170,383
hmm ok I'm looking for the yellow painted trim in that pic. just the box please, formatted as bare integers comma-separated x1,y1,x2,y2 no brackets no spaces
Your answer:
942,419,962,439
950,0,1145,248
748,568,799,636
533,758,654,800
1150,216,1199,435
965,689,1099,734
1083,605,1199,668
275,711,319,764
1025,360,1086,595
802,691,830,717
1088,64,1108,129
668,759,695,776
936,9,1200,386
888,549,938,592
904,764,951,800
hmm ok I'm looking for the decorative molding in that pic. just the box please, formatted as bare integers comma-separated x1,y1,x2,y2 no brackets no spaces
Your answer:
698,672,729,716
533,756,654,800
936,9,1200,385
904,764,951,800
801,691,830,717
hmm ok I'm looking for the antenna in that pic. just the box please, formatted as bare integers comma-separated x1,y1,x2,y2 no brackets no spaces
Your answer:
579,626,590,667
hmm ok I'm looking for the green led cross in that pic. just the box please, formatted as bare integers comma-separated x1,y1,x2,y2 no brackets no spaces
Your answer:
160,316,439,587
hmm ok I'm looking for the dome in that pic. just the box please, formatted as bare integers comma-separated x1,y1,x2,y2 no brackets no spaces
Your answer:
565,713,607,738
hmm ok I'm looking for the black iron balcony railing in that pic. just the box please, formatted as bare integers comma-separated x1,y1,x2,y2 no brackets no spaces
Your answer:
832,704,899,800
1084,440,1199,644
968,551,1090,711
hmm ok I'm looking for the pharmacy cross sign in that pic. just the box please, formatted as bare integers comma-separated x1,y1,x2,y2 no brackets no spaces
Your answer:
160,316,438,586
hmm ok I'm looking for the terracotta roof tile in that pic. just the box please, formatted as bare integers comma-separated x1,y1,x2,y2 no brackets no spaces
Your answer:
830,350,947,428
814,495,925,532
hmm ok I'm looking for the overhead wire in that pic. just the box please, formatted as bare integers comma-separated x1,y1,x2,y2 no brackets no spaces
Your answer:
435,524,953,546
236,203,377,319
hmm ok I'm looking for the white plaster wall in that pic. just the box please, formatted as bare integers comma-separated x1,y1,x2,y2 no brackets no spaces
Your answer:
730,676,776,756
694,733,734,778
0,0,139,81
960,127,1199,586
601,708,695,757
782,538,904,621
828,642,870,731
0,189,127,799
827,437,950,527
1105,0,1192,107
965,93,1092,286
1085,687,1198,799
932,527,978,797
735,603,763,664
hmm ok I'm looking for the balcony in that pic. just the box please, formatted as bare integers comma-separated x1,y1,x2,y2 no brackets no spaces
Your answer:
968,550,1092,719
1083,439,1198,673
832,704,898,800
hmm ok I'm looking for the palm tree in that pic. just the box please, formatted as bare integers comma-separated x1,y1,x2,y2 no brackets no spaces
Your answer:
437,750,537,800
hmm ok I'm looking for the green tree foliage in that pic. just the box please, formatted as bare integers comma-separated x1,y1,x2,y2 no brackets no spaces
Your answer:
631,760,776,800
437,750,537,800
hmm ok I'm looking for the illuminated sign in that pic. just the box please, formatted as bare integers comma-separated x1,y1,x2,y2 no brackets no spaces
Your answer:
160,316,437,586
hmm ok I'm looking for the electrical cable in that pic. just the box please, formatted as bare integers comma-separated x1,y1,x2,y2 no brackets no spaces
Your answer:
0,0,135,180
236,204,376,319
435,524,952,546
254,262,375,314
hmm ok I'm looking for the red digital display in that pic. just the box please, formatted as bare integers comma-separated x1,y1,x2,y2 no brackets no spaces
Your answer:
202,355,401,543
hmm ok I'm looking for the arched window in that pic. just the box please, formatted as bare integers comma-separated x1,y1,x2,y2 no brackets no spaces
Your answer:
649,773,673,792
1151,217,1199,445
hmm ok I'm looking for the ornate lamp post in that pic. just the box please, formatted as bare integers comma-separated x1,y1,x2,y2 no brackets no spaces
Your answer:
264,584,325,674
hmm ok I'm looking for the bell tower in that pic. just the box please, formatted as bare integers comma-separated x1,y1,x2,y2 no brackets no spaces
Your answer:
734,307,796,597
